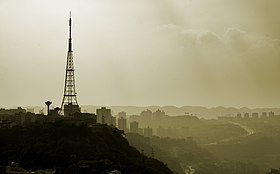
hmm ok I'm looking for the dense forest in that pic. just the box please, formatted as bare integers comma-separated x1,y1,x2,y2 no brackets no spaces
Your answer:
0,122,172,174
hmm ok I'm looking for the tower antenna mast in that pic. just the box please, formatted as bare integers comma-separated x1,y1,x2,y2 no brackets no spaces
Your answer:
60,12,80,116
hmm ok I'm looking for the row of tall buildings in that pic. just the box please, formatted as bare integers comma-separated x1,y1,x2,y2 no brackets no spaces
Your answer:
95,107,153,138
0,106,155,138
236,111,275,119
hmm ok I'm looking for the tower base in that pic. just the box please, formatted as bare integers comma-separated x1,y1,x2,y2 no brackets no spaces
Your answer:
64,104,80,117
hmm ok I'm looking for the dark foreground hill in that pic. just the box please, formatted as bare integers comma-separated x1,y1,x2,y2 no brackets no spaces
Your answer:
0,122,172,174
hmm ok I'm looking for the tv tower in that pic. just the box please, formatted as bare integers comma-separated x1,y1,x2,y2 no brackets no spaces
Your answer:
60,12,80,116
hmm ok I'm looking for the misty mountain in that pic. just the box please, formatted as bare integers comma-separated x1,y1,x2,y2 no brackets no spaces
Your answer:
7,105,280,119
80,105,280,119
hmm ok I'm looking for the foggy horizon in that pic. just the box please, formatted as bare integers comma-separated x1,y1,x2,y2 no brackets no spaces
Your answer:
1,1,280,172
3,104,280,111
1,0,280,108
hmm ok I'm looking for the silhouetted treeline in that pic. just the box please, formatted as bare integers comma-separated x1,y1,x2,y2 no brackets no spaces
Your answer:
0,122,172,174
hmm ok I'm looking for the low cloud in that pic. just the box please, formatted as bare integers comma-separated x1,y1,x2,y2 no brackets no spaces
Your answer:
153,24,280,106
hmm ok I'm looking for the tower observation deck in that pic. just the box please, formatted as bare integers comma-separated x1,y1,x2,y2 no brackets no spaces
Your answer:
60,12,80,116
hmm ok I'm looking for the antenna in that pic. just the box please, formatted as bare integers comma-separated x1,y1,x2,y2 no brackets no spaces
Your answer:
60,13,80,116
68,11,72,51
69,11,72,27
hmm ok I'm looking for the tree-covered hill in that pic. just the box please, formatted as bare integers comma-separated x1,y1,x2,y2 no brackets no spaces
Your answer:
0,122,172,174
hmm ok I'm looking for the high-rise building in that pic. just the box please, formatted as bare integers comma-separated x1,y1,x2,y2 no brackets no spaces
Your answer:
138,128,144,135
156,126,165,137
140,110,153,120
60,12,80,116
269,111,275,117
252,112,259,119
261,112,267,118
111,116,116,127
96,107,113,125
236,112,242,119
153,109,165,119
140,110,152,127
244,113,250,119
130,121,139,133
117,111,126,119
144,126,153,138
118,117,127,132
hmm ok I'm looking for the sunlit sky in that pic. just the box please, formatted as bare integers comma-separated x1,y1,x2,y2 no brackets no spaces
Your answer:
0,0,280,108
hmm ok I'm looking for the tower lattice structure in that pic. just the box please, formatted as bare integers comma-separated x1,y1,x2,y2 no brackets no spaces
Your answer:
60,13,80,116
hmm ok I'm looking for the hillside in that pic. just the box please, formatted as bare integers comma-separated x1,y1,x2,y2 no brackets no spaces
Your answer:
206,118,280,173
0,122,172,174
126,133,260,174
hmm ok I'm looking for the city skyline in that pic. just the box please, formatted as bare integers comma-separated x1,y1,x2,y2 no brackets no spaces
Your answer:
0,0,280,108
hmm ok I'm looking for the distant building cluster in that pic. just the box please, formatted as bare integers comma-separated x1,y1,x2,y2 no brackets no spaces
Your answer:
235,111,275,119
0,105,196,139
3,104,279,141
0,106,155,138
112,109,199,139
96,108,155,138
0,106,96,129
218,111,278,121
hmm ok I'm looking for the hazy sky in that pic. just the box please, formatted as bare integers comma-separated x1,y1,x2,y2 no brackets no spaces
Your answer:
0,0,280,108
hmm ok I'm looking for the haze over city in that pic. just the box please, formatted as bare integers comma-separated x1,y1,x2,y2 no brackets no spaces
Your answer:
1,0,280,108
2,1,280,174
